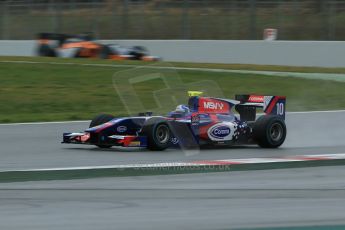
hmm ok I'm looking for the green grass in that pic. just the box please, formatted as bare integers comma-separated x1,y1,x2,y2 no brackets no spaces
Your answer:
4,56,345,74
1,56,345,123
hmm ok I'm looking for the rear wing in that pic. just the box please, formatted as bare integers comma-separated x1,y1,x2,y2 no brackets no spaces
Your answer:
38,33,66,40
37,33,94,45
235,95,286,120
37,33,68,46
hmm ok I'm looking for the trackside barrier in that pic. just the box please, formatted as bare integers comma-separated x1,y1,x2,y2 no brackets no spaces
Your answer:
1,40,345,67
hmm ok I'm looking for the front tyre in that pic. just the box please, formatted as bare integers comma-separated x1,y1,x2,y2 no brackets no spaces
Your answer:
253,115,286,148
37,44,56,57
89,114,115,148
142,117,171,151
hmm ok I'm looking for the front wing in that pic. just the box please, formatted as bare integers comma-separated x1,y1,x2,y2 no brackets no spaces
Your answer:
62,132,148,147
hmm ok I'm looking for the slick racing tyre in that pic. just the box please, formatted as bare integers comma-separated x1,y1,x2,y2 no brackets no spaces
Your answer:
253,115,286,148
89,114,115,148
99,45,112,59
37,44,56,57
142,117,171,151
129,46,147,60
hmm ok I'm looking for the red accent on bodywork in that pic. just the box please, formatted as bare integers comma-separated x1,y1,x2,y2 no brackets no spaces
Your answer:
117,136,137,147
264,96,285,114
199,123,213,140
75,133,90,143
265,96,279,114
141,56,159,61
109,55,130,61
61,41,100,49
192,160,241,165
286,156,329,161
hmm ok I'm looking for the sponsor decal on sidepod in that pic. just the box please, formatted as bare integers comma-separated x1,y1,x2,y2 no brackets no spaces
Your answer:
117,126,127,133
209,125,231,140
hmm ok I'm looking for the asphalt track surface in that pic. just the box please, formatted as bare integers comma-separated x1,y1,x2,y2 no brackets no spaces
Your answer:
0,111,345,170
0,166,345,230
1,111,345,229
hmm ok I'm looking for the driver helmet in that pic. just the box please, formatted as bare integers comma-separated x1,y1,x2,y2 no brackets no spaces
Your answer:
175,104,190,114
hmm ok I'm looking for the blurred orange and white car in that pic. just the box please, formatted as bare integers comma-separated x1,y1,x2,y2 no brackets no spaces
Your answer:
36,33,161,61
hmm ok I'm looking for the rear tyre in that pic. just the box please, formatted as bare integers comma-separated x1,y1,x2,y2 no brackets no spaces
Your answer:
253,115,286,148
142,117,171,151
37,44,56,57
99,45,112,59
89,114,115,148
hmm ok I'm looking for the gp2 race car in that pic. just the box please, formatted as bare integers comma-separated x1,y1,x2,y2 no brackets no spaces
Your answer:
36,33,160,61
62,92,287,151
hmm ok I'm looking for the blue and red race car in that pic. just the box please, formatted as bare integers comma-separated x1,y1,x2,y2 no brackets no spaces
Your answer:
62,92,287,150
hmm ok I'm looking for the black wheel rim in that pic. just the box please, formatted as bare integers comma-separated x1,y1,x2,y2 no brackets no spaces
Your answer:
269,123,283,142
155,124,169,144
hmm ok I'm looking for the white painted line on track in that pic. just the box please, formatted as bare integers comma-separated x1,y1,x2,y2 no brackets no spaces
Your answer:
2,153,345,173
4,162,199,172
0,120,89,126
288,110,345,114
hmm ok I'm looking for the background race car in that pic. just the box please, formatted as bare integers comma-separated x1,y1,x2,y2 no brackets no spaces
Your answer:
36,33,160,61
63,91,287,150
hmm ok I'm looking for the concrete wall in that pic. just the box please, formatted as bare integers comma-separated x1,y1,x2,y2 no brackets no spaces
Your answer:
0,40,36,57
1,40,345,67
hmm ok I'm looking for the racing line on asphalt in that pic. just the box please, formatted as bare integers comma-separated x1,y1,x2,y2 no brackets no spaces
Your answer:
0,111,345,172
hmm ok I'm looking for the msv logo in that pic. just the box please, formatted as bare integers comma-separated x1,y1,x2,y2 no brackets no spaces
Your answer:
209,125,231,139
203,101,224,110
